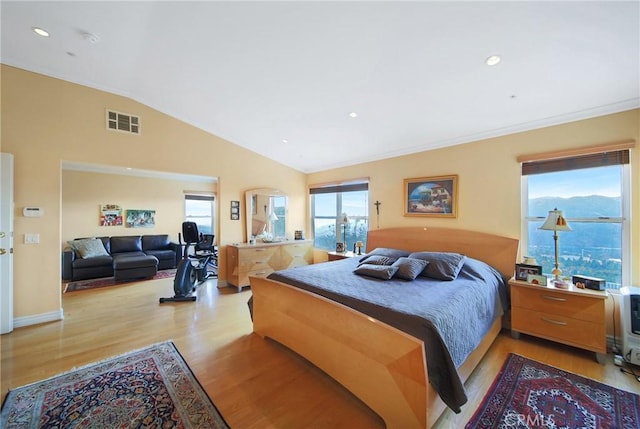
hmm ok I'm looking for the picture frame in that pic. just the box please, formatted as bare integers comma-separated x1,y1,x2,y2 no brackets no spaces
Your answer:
230,200,240,220
125,209,155,228
526,274,548,286
335,242,345,253
515,263,543,281
404,175,458,218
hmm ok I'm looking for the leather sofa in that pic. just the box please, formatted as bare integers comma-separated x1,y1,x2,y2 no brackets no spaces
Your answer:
62,234,181,281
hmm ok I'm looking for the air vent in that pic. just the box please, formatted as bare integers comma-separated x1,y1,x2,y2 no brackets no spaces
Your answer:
106,110,141,135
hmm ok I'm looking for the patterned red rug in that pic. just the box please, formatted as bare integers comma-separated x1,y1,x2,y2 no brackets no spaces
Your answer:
0,341,229,428
64,268,176,292
466,353,640,428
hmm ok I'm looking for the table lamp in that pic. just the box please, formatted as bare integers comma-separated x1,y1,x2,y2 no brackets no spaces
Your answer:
539,208,572,280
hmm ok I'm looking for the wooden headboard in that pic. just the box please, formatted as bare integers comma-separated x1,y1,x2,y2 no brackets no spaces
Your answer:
367,227,519,279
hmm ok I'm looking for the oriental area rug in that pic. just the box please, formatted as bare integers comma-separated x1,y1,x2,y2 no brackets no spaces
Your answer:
466,353,639,429
0,341,230,429
64,268,176,292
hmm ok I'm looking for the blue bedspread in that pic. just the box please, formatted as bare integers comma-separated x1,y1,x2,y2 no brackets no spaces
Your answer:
265,256,508,413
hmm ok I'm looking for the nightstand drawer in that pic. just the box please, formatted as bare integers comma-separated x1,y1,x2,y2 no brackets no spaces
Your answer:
512,307,606,352
511,286,603,323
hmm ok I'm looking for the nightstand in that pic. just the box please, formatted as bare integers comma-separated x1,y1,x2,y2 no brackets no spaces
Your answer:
509,277,607,364
327,251,359,261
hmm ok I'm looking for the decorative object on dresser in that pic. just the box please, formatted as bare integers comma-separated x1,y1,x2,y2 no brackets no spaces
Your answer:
0,341,230,429
514,262,542,281
404,175,458,218
509,277,607,363
572,274,606,291
539,207,572,280
335,242,345,253
226,240,313,291
466,353,640,429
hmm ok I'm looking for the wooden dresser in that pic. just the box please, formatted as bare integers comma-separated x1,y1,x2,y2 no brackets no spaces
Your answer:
510,278,607,363
226,240,313,291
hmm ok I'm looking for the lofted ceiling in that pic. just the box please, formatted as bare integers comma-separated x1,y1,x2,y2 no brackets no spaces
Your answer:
2,1,639,173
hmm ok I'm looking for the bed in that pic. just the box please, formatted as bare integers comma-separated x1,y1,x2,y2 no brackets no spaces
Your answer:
249,227,518,428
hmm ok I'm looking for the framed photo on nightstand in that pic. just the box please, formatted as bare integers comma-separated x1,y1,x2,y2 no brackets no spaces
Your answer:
515,263,542,281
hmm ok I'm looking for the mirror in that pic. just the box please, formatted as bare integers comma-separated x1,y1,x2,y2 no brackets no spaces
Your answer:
245,188,287,243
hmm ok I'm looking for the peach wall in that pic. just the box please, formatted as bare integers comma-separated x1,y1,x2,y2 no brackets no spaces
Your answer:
61,170,216,244
1,65,307,324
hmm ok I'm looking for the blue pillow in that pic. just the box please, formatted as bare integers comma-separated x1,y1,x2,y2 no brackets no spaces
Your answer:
359,248,410,264
358,255,396,266
408,252,466,281
392,257,429,281
353,264,399,280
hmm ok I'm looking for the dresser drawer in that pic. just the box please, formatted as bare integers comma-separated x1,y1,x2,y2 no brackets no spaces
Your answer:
511,286,603,323
237,247,279,272
512,307,606,353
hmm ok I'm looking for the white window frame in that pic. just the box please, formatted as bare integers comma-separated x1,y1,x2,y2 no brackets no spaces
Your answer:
520,164,631,290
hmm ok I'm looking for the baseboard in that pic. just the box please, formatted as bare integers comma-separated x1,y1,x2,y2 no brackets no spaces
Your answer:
14,309,64,329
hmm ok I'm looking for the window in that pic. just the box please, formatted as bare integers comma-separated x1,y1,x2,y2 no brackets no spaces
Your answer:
522,150,630,289
310,182,369,251
270,195,286,239
185,195,215,235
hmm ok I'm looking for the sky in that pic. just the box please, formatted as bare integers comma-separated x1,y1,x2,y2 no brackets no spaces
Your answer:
527,166,622,199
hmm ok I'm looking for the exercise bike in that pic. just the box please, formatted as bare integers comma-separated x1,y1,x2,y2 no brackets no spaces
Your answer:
159,222,217,303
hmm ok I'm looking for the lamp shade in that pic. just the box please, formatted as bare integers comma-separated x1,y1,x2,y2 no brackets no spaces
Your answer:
269,211,279,222
539,208,571,231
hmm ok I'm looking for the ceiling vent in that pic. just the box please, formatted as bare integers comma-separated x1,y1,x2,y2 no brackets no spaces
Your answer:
106,110,140,135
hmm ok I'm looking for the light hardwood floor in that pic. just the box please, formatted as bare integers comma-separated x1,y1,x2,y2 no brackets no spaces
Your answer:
1,277,638,428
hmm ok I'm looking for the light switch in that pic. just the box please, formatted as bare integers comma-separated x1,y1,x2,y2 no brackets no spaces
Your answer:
24,233,40,244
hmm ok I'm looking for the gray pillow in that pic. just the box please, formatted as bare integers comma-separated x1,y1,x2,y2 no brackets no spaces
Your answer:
353,264,399,280
359,248,410,264
392,257,429,281
408,251,466,281
69,238,109,259
357,255,396,266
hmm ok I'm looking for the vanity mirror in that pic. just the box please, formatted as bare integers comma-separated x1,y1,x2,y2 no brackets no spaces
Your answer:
245,188,287,243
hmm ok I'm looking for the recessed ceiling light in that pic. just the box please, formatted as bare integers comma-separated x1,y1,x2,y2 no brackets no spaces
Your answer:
282,139,289,144
32,27,50,37
349,112,358,118
485,55,501,66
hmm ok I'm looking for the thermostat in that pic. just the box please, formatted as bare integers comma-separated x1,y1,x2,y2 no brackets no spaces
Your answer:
23,207,43,217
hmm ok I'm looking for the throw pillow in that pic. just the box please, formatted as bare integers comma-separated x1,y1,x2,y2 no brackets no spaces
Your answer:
359,248,410,264
408,251,466,281
392,257,429,281
357,255,396,266
353,264,399,280
69,238,109,259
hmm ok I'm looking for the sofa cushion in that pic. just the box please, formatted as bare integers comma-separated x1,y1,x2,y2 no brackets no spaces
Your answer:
110,236,142,254
72,254,113,268
142,234,170,251
68,238,109,259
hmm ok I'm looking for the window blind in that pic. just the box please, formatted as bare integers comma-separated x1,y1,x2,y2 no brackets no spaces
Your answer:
309,182,368,194
522,149,630,176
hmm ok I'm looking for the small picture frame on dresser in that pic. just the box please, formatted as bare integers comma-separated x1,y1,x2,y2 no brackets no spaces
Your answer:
526,274,548,285
335,242,345,253
515,263,542,281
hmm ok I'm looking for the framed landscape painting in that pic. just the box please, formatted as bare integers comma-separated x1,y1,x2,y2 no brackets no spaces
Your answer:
126,209,156,228
404,175,458,218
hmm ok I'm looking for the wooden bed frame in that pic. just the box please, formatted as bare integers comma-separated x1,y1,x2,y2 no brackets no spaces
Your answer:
250,227,519,428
